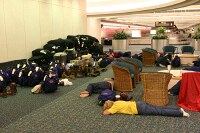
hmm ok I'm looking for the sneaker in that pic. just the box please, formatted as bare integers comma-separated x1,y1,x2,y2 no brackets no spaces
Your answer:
80,91,89,98
31,84,42,94
181,108,190,117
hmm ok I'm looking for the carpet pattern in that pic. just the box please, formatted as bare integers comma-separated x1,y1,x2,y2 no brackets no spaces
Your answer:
0,65,200,133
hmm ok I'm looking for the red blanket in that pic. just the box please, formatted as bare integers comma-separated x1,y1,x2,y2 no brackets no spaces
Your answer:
177,72,200,112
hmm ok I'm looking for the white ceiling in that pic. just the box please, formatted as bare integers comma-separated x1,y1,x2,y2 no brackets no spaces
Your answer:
86,0,200,29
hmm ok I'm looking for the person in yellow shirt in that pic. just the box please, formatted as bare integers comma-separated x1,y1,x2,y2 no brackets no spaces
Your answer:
103,100,190,117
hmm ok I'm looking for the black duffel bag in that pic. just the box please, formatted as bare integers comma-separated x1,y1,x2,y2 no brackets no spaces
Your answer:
32,48,44,56
89,42,103,55
43,43,65,53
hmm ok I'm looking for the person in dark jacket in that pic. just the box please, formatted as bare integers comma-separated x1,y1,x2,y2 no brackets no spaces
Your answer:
80,78,114,98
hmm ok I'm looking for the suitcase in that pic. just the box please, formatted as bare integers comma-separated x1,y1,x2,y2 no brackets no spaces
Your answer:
54,52,67,64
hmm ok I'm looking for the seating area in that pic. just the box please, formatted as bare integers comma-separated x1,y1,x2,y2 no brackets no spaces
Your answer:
106,45,200,112
106,45,200,111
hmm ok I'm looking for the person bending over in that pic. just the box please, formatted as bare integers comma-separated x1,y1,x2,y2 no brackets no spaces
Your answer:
103,100,190,117
80,78,114,98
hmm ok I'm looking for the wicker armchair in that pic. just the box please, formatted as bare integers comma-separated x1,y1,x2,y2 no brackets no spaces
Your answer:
121,57,142,83
142,48,157,66
112,64,134,92
140,72,172,106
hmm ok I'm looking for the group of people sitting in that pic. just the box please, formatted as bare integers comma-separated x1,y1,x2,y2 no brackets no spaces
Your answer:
80,77,190,118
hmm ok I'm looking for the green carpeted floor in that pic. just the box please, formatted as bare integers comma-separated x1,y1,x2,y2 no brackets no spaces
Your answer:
0,65,200,133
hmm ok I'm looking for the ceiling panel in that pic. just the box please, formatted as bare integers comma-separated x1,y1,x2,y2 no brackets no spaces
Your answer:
86,0,200,29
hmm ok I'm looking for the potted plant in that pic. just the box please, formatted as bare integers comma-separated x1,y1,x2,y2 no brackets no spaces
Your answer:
192,27,200,39
192,27,200,50
112,30,128,50
151,27,169,52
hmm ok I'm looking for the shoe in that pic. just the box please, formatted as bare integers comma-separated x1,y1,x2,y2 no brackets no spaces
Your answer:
181,108,190,117
80,91,89,98
7,82,17,95
7,89,17,95
31,84,42,94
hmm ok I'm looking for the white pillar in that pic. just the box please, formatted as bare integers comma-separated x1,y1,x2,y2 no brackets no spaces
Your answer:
87,17,101,43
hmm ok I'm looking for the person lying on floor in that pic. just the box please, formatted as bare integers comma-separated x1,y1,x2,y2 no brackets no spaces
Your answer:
103,100,190,117
168,66,200,95
80,78,114,98
168,80,181,95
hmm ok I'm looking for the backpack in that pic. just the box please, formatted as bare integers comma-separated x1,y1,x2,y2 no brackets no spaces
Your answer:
17,67,31,86
171,55,181,67
17,71,29,86
27,69,44,87
50,63,64,78
0,74,7,93
1,70,12,85
41,75,59,93
98,89,116,106
99,57,113,68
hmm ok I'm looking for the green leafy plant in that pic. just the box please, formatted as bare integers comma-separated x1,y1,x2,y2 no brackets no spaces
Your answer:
152,27,168,39
113,30,128,40
192,27,200,39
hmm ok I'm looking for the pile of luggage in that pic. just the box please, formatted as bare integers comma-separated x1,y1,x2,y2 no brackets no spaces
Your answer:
0,35,115,97
28,35,104,71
